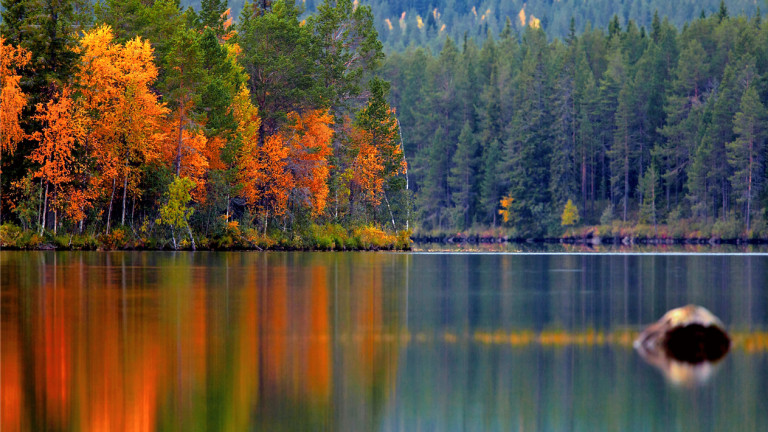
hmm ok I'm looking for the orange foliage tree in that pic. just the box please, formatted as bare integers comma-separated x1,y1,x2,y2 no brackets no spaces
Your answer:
159,126,209,201
74,26,167,231
349,126,385,207
233,86,294,229
283,110,334,216
30,88,85,233
0,37,31,222
344,78,406,226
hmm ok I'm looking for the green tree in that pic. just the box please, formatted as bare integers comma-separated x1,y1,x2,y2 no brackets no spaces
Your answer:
307,0,383,118
354,77,409,228
638,164,661,228
448,121,477,229
158,175,197,250
727,85,767,231
238,0,324,138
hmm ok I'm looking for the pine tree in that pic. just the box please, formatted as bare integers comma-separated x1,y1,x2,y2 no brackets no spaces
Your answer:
448,121,477,229
727,85,766,231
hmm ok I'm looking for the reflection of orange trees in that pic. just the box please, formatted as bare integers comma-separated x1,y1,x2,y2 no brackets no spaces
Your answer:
2,253,408,430
1,304,23,432
0,254,170,431
306,266,331,400
261,265,332,402
733,332,768,353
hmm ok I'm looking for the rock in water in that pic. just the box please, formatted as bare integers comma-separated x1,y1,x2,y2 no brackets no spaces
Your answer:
635,304,730,363
634,305,731,386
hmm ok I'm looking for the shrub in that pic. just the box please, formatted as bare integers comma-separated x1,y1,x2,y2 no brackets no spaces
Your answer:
354,226,396,250
712,216,743,240
243,228,276,249
98,227,128,250
71,234,99,250
0,223,23,247
396,229,412,250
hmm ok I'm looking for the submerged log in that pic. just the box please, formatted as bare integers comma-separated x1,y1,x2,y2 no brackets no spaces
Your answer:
635,305,730,363
634,305,731,386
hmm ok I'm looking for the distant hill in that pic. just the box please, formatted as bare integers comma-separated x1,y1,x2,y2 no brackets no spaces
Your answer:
179,0,761,50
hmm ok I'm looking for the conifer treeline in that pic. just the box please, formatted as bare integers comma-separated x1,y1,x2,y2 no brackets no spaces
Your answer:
175,0,759,52
0,0,411,247
383,8,768,237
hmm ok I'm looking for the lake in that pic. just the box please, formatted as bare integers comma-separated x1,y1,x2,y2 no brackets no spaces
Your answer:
2,251,768,431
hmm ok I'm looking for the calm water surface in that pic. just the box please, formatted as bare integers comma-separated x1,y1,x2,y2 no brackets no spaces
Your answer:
2,251,768,431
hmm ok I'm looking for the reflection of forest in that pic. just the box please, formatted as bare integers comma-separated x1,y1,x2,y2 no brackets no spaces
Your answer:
3,252,768,431
0,252,404,431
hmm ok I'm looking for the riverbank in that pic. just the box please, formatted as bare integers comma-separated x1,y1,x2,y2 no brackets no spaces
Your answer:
0,223,412,251
411,223,768,247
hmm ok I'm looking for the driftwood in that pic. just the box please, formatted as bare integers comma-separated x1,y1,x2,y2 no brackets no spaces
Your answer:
634,305,730,386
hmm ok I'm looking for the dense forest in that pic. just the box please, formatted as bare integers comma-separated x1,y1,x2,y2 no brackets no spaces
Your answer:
3,0,768,248
174,0,760,51
0,0,412,249
382,5,768,238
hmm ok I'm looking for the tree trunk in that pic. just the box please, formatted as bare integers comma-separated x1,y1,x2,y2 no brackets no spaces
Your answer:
383,190,396,230
581,152,587,221
747,139,754,232
40,182,49,235
106,178,116,234
0,164,3,224
121,170,128,226
397,119,410,230
38,177,44,229
623,148,629,223
186,223,196,251
175,103,184,176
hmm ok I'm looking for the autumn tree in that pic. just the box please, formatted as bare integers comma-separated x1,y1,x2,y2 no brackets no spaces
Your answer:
561,199,579,226
0,37,30,223
283,110,334,216
75,26,167,232
233,85,293,231
237,134,293,231
350,77,407,228
30,88,83,234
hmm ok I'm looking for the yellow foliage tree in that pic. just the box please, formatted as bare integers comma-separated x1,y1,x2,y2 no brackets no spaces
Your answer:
561,199,580,226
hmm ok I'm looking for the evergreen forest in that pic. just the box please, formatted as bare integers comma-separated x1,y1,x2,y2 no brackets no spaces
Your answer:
383,6,768,239
174,0,760,51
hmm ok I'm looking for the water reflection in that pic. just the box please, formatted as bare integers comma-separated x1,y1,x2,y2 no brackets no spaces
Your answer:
2,252,768,431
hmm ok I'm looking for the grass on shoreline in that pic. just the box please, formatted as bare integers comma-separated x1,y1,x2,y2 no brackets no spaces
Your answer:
411,218,768,244
0,222,412,251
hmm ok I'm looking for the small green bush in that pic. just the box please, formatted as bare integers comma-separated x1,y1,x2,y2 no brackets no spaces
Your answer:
396,229,412,250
